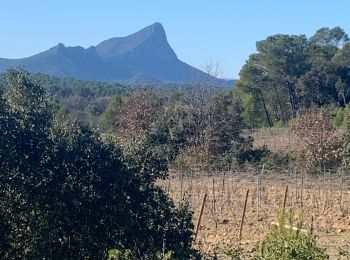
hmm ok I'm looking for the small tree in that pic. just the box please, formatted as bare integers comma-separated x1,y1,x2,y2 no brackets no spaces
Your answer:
99,95,123,132
117,86,163,144
291,108,341,171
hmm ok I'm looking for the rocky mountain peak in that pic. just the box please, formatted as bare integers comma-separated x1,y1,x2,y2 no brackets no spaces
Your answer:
0,23,227,85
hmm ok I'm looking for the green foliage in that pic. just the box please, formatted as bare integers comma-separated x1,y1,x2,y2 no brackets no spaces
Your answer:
332,105,350,129
99,95,123,132
0,69,197,259
229,137,270,166
155,251,176,260
237,26,350,127
37,73,126,99
333,43,350,67
310,26,349,49
242,91,265,128
1,71,128,127
262,151,295,171
256,210,328,260
223,244,244,260
343,106,350,128
122,137,169,182
107,249,176,260
207,92,245,158
5,68,51,130
298,63,344,107
225,137,293,171
108,249,133,260
333,107,345,127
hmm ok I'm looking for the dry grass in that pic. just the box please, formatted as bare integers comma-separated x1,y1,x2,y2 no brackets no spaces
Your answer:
243,128,300,152
159,170,350,259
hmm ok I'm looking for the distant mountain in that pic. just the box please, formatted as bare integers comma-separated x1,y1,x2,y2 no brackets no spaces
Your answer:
0,23,231,86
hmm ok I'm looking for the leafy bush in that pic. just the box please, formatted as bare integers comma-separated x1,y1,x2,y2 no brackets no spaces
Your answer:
333,105,350,128
229,136,270,167
255,210,328,260
223,244,245,259
237,146,270,165
108,249,133,260
262,151,295,171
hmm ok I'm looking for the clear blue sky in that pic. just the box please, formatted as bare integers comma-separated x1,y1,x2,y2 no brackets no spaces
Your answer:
1,0,349,78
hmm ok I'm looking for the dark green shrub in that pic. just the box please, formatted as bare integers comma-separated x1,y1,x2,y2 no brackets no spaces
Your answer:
108,249,133,260
262,151,295,171
0,69,197,259
223,244,245,259
229,137,270,166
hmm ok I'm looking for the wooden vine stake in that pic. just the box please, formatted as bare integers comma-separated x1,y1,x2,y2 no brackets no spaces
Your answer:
239,189,249,241
256,175,260,216
283,185,289,211
167,179,171,194
340,177,343,211
211,178,218,229
221,175,225,216
194,193,207,241
301,171,304,208
212,178,216,214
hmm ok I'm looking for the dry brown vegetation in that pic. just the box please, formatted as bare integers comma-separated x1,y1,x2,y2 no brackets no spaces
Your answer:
242,128,300,152
159,170,350,259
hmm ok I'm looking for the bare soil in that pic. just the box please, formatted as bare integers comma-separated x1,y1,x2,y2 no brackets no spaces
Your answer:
159,171,350,259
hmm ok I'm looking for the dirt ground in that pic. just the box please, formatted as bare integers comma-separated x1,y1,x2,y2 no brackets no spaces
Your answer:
159,171,350,259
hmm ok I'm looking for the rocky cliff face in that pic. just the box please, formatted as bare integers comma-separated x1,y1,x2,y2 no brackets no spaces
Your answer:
0,23,227,85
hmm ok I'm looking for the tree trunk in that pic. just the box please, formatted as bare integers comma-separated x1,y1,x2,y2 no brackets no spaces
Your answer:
287,81,297,118
259,90,273,127
273,83,286,124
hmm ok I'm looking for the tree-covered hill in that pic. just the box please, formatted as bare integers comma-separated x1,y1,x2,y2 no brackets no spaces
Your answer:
0,72,127,98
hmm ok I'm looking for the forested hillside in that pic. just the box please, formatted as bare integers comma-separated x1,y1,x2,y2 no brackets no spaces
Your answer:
0,72,127,125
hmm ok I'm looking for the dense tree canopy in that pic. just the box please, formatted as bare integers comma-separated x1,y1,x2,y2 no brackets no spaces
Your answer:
236,26,350,128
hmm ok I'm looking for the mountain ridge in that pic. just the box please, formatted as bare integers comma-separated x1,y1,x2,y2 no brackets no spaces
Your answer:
0,23,231,86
